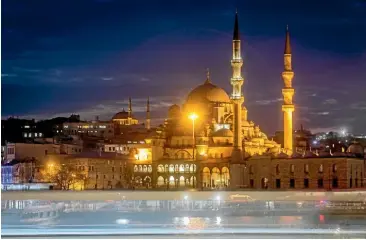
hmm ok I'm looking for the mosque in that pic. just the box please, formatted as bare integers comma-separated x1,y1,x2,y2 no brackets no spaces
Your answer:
104,12,364,190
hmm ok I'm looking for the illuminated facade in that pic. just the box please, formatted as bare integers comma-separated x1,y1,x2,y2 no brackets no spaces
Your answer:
63,121,114,139
112,97,139,126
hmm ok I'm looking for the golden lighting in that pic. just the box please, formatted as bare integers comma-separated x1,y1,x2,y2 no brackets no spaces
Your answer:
135,148,149,160
188,113,198,121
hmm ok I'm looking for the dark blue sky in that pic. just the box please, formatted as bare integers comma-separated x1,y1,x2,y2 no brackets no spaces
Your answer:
2,0,366,134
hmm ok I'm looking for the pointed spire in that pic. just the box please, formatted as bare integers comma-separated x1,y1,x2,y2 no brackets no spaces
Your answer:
204,68,211,84
284,25,291,54
233,11,240,40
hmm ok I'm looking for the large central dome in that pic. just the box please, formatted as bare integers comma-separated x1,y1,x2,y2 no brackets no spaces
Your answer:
186,81,231,104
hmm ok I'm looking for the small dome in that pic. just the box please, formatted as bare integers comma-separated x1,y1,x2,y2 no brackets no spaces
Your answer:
112,110,130,120
212,128,233,137
186,82,230,104
168,104,181,119
347,143,364,155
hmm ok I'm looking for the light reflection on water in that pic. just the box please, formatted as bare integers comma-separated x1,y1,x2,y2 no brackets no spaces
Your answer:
1,200,366,228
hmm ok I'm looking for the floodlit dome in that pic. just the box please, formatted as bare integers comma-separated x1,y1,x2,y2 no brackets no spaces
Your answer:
347,143,364,155
168,104,181,119
212,128,234,137
186,82,230,104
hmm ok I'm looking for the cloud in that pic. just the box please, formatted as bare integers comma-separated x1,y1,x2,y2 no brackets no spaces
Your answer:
254,98,282,105
101,77,114,81
350,101,366,110
1,73,17,77
140,77,150,82
13,67,42,73
323,98,338,105
5,96,177,124
311,111,330,115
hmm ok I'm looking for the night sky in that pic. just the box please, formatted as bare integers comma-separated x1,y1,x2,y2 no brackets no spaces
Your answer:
2,0,366,134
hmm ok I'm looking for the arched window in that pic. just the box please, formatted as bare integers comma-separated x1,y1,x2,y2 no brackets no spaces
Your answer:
304,164,309,173
319,164,323,173
190,164,194,173
148,165,152,173
134,165,138,172
290,164,295,173
179,164,185,173
276,164,280,175
165,164,169,172
332,164,337,173
185,164,190,172
175,164,179,173
143,165,147,172
158,165,164,173
169,164,174,173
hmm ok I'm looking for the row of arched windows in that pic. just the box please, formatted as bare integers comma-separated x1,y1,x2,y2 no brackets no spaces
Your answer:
157,164,197,173
134,165,152,173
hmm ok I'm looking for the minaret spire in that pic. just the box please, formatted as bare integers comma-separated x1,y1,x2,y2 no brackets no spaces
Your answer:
233,11,240,40
284,25,291,54
230,10,244,162
204,68,211,84
281,25,295,154
146,97,151,130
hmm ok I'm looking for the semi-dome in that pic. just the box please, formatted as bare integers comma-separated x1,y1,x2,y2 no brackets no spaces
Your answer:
212,128,233,137
186,82,230,104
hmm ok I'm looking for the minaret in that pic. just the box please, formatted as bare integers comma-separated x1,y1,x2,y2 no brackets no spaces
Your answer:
282,25,295,154
146,97,151,130
128,97,132,118
230,10,244,161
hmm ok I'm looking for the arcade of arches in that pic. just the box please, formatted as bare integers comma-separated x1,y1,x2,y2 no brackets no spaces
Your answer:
202,167,230,188
156,164,197,188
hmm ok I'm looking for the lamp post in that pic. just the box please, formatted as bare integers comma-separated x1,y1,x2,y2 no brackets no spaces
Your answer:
188,113,198,188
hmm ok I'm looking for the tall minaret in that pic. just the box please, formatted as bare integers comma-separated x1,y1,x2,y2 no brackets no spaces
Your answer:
282,25,295,154
230,10,244,161
146,97,151,130
128,97,132,118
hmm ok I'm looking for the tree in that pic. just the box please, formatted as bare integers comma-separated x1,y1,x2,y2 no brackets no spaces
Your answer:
42,164,86,190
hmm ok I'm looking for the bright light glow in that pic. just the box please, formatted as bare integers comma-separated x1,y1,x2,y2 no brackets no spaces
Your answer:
216,196,221,201
116,219,129,225
313,140,317,144
183,217,190,226
134,148,149,160
216,216,222,225
184,195,188,200
188,113,198,121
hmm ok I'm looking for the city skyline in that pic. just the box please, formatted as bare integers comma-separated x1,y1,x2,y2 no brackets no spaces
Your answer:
2,0,366,134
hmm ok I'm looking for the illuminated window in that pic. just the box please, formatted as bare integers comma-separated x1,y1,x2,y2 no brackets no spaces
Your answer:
332,164,337,173
319,164,323,173
174,164,179,172
143,165,147,172
139,165,142,172
148,165,152,173
169,164,174,173
304,164,309,173
179,164,185,173
290,165,295,173
158,165,164,172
